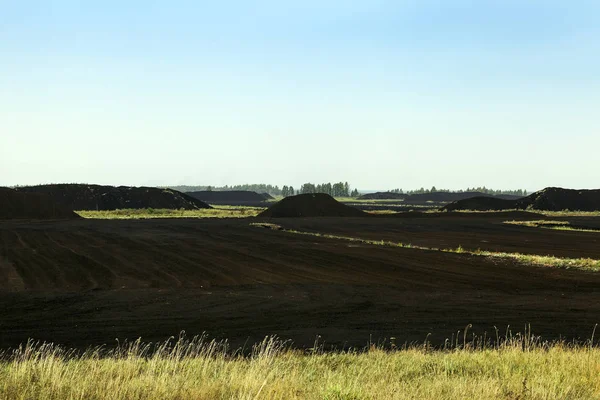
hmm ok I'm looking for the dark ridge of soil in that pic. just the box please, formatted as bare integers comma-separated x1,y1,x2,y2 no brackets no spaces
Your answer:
258,193,366,218
260,192,275,200
0,187,80,220
515,187,600,211
443,196,518,211
16,184,211,211
387,210,544,219
359,191,522,202
444,187,600,212
405,191,522,203
186,190,268,203
358,192,408,200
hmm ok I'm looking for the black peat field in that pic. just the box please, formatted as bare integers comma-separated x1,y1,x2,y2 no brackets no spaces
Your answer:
2,185,600,399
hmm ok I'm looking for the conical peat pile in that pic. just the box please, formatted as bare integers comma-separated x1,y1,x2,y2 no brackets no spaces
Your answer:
258,193,366,218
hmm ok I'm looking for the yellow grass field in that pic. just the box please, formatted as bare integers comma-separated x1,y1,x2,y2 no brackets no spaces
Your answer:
2,335,600,400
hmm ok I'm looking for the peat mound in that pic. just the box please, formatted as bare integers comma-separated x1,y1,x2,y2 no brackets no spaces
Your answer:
358,192,408,200
516,187,600,211
258,193,366,218
445,187,600,212
260,192,275,200
187,190,268,203
0,187,80,220
16,184,211,211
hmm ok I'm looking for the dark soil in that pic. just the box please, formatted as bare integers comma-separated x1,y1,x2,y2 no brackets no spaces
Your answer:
0,187,80,220
444,187,600,212
16,184,211,211
187,190,269,203
259,194,366,218
443,196,517,211
1,214,600,349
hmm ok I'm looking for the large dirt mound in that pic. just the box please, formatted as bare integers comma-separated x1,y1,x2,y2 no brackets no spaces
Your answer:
358,192,408,200
187,190,268,203
516,187,600,211
16,184,211,211
259,193,366,217
443,196,517,211
444,187,600,212
0,187,80,220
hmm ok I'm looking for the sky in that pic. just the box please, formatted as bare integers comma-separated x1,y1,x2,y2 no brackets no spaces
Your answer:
1,0,599,192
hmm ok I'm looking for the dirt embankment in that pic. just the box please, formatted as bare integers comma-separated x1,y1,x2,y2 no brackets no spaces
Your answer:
259,193,366,217
0,187,80,220
187,190,269,203
16,184,211,211
444,187,600,212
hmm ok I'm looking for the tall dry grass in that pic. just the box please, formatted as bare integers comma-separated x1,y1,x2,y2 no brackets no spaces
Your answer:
2,331,600,399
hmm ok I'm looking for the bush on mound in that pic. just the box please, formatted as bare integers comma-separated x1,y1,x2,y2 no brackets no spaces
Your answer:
258,193,366,218
0,187,80,220
16,184,211,211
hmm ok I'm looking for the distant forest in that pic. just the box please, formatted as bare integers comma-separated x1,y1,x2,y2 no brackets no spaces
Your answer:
168,183,357,197
168,184,528,197
387,187,529,196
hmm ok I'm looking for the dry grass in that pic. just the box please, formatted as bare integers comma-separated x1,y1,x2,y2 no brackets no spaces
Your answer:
77,206,264,219
3,332,600,400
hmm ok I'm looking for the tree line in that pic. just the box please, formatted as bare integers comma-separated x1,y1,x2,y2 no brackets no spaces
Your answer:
168,184,283,195
168,182,358,197
168,184,529,198
287,182,358,198
388,187,529,196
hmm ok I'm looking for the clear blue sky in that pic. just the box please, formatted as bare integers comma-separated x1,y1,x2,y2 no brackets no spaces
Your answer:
2,1,599,191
